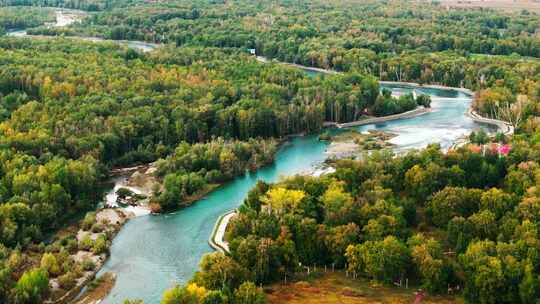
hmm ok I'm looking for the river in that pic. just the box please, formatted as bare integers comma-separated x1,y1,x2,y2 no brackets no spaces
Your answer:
98,84,491,303
2,10,494,302
5,9,159,52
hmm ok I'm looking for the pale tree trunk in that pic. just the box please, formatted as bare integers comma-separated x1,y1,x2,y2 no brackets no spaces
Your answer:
498,95,528,128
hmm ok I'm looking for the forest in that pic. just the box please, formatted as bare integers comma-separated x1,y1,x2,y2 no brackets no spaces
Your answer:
5,0,538,123
0,0,538,303
21,0,540,58
0,6,53,34
153,138,278,211
160,139,540,304
0,37,420,302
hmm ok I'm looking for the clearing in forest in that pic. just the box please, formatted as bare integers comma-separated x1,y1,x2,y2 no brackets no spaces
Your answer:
266,272,462,304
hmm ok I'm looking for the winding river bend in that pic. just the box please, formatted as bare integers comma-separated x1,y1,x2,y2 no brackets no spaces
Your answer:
98,84,491,303
2,11,494,302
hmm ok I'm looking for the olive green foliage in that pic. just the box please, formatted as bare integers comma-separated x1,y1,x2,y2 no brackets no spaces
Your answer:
14,268,49,304
155,138,278,210
232,282,265,304
0,6,54,31
34,0,540,59
0,1,539,303
208,141,540,304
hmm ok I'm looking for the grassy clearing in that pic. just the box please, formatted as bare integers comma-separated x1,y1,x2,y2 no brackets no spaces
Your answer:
266,272,463,304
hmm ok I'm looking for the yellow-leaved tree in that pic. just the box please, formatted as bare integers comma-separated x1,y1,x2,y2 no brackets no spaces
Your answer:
260,187,305,215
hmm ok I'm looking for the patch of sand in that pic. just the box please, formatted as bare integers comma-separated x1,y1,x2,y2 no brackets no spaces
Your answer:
97,208,131,225
326,141,359,159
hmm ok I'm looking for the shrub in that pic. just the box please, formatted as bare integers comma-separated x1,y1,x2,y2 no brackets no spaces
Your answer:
116,187,134,198
40,253,61,277
81,213,96,231
58,271,77,290
91,223,104,233
65,239,79,254
79,235,94,251
92,236,108,255
233,281,266,304
82,258,96,271
15,268,49,303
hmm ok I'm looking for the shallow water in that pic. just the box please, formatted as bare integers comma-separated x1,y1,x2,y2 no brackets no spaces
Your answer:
98,84,491,303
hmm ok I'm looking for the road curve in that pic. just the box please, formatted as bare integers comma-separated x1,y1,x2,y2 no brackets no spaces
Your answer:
209,210,237,253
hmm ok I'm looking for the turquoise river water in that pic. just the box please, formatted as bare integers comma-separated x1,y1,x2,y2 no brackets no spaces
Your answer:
98,84,491,303
4,8,494,303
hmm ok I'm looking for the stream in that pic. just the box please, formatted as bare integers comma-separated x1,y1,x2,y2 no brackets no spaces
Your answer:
2,10,497,303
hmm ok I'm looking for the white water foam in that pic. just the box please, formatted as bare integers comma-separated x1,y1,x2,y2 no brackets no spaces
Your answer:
104,176,151,217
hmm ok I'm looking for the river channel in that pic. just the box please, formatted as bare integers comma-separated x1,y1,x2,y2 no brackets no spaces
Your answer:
98,84,490,303
2,10,494,303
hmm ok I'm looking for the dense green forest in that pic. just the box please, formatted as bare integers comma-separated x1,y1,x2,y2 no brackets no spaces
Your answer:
0,0,538,303
23,0,540,58
0,38,384,165
161,139,540,304
153,138,278,211
7,0,538,122
0,38,414,302
0,0,126,11
0,6,53,33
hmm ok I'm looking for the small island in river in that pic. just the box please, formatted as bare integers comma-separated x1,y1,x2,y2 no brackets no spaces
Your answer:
323,130,397,159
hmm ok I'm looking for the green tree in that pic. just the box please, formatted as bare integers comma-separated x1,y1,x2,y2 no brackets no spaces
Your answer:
408,234,448,293
519,264,540,304
324,223,359,266
346,236,409,283
193,253,250,291
14,268,49,304
233,281,266,304
40,253,60,277
320,181,357,225
428,187,482,227
479,188,514,219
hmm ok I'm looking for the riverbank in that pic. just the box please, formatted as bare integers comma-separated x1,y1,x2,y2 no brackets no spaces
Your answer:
379,81,474,97
6,33,160,52
103,167,154,216
254,56,472,97
324,130,397,159
466,108,514,136
74,272,116,304
254,56,513,138
45,208,134,304
256,56,338,75
335,107,431,128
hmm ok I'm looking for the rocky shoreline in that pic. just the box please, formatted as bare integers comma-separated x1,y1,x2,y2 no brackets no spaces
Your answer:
323,130,397,159
47,166,158,304
45,208,134,304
